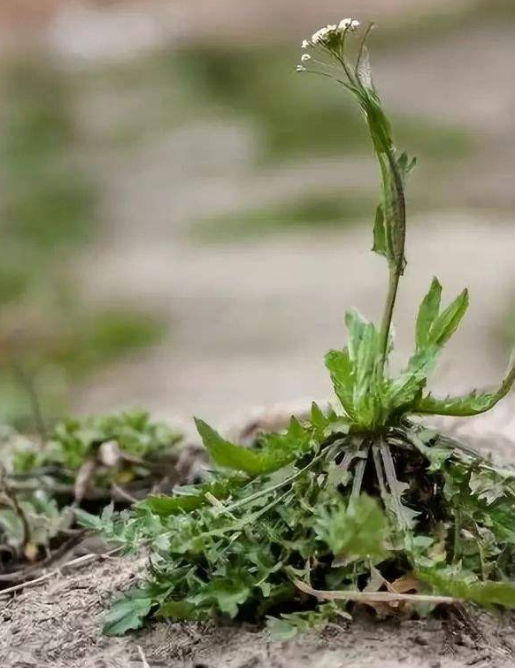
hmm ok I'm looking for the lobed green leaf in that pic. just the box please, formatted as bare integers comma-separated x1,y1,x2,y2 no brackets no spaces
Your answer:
195,417,313,476
387,347,438,411
416,278,442,350
138,476,245,517
325,349,356,419
103,591,152,636
427,288,469,349
314,494,388,563
413,358,515,416
189,578,251,618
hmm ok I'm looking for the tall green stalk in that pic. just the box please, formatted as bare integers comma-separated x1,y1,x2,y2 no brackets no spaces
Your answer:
303,22,412,377
378,150,407,373
299,20,515,425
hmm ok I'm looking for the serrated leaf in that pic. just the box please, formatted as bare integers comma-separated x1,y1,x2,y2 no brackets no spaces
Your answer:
427,288,469,348
345,310,376,363
413,358,515,416
257,417,313,469
416,277,442,350
387,347,438,410
326,311,385,427
196,418,312,476
190,579,251,618
469,470,506,505
139,492,205,516
315,494,388,564
138,477,244,517
379,442,419,530
413,391,496,417
103,591,152,636
325,349,355,419
74,508,103,531
309,402,328,433
195,419,267,476
268,603,347,641
345,311,380,397
488,505,515,544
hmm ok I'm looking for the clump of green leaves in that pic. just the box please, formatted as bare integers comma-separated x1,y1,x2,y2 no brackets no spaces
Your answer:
92,422,515,637
0,410,182,567
0,58,167,427
10,409,181,477
90,21,515,637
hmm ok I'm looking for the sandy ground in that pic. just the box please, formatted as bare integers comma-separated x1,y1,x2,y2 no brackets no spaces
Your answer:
3,552,515,668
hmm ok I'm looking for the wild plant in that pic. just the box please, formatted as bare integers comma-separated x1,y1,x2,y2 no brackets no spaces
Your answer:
85,20,515,637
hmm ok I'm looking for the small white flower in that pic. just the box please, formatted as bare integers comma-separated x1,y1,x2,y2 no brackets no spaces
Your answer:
296,65,306,72
311,27,328,44
311,19,359,44
301,54,311,62
301,39,310,49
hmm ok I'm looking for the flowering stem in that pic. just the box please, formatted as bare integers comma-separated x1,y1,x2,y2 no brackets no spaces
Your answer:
337,31,357,85
298,20,407,376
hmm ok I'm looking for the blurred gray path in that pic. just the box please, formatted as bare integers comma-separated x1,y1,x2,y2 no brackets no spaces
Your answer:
76,165,515,435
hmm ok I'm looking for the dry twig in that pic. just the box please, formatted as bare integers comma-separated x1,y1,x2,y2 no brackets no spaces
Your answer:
137,645,151,668
294,579,456,605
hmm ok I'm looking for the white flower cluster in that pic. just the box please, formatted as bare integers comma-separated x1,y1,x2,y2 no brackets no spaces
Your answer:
302,18,360,48
297,18,361,73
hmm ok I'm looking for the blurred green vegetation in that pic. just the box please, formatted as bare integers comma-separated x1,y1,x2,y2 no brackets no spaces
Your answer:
0,0,510,429
10,408,181,475
171,46,472,164
168,45,469,241
75,40,472,164
77,42,472,244
193,188,442,242
0,59,165,427
194,192,377,241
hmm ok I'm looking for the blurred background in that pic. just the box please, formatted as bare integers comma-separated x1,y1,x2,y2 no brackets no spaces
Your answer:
0,0,515,434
